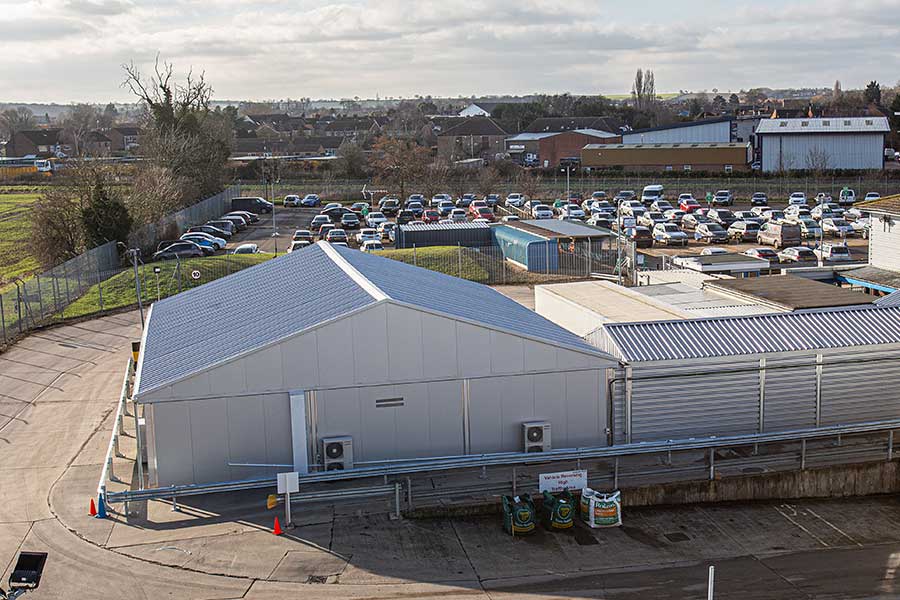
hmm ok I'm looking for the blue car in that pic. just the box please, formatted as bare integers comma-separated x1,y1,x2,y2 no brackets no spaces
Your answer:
301,194,321,207
180,236,217,254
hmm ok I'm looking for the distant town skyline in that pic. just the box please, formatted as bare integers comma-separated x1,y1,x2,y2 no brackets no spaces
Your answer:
2,0,899,104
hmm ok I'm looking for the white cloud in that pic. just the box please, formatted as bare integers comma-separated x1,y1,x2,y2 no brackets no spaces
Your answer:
0,0,898,102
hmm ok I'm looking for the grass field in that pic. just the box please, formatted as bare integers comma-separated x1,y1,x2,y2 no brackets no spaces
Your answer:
61,253,274,319
375,246,490,282
0,189,42,284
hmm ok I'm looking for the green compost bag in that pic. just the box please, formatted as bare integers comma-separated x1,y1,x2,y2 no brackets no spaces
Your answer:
502,493,536,535
542,490,576,530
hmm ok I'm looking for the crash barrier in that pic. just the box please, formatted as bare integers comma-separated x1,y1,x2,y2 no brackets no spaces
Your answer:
95,355,134,518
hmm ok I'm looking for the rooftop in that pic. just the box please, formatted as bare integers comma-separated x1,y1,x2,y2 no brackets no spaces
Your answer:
583,142,750,150
525,116,623,134
756,117,890,134
507,129,618,142
440,117,508,137
622,117,733,135
135,242,605,396
603,306,900,362
855,194,900,216
838,265,900,292
505,219,612,239
704,274,874,311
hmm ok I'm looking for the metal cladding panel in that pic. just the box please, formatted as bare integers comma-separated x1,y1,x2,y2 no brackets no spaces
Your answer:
870,223,900,272
150,401,194,486
612,376,626,444
876,291,900,307
763,358,817,431
397,222,492,249
760,133,885,171
334,243,604,357
137,244,376,396
820,354,900,425
603,307,900,363
622,121,731,144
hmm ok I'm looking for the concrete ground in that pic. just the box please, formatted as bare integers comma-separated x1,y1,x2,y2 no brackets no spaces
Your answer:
4,312,900,598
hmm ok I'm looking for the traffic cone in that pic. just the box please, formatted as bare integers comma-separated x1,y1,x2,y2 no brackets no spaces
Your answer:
273,517,283,536
96,494,107,519
89,498,97,517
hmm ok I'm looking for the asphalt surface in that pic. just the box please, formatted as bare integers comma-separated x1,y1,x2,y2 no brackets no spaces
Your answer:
3,312,900,598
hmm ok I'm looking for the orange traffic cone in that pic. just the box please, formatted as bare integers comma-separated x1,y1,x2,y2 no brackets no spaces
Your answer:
273,517,283,536
89,498,97,517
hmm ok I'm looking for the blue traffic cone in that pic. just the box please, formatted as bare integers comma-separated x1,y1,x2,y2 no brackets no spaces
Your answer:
96,494,107,519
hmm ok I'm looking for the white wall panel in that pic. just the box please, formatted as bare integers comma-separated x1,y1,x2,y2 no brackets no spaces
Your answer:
263,394,292,468
187,398,230,484
534,372,568,442
457,322,492,377
498,375,535,451
491,331,525,374
386,304,424,382
427,380,465,456
226,396,267,481
421,313,459,379
565,370,603,447
245,345,284,393
151,401,194,486
316,318,354,387
467,377,502,454
870,221,900,272
208,361,246,397
360,386,397,459
393,383,431,458
352,304,390,385
280,331,321,391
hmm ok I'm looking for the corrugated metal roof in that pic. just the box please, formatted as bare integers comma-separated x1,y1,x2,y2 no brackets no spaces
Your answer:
603,306,900,362
137,242,607,396
399,222,491,232
517,219,611,238
335,244,602,355
584,142,748,150
855,193,900,215
137,244,377,395
756,117,890,134
507,129,617,142
875,291,900,307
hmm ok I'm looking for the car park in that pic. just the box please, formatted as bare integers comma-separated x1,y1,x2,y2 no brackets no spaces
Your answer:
744,247,779,261
653,223,689,246
778,246,817,263
325,228,348,243
727,220,760,242
232,196,273,213
750,192,768,206
505,193,526,207
788,192,807,206
532,204,554,219
796,217,823,239
638,211,667,227
625,226,654,248
355,228,380,245
181,232,225,250
397,209,415,225
380,198,400,216
838,189,856,206
188,224,231,239
232,243,259,254
287,240,310,253
431,193,452,207
365,211,388,228
651,199,674,213
757,221,801,248
450,208,467,222
708,208,737,227
822,217,855,237
360,240,384,252
712,190,733,206
152,241,204,261
814,242,853,262
694,222,729,244
679,197,701,213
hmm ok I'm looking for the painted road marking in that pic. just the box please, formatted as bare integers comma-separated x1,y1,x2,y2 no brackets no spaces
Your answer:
774,504,829,547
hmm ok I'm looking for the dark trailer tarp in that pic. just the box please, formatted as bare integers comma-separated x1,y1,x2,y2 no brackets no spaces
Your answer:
396,222,493,249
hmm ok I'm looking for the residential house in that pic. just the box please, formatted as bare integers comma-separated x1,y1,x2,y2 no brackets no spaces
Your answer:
457,99,530,117
246,113,306,135
324,117,386,141
108,125,141,153
8,129,65,157
524,116,624,135
290,136,346,157
436,117,508,162
82,131,112,156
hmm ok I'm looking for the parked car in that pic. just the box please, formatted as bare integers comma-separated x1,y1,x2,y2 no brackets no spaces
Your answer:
625,226,653,248
407,201,425,218
586,199,616,215
620,200,647,218
532,204,554,219
226,210,259,224
153,241,204,261
743,247,779,261
797,217,823,239
360,240,384,252
681,213,710,231
188,224,231,239
502,215,520,223
310,214,331,233
586,215,613,229
232,243,260,255
397,209,415,225
712,190,733,206
788,192,808,206
727,220,760,242
505,193,526,208
323,202,342,211
377,221,395,240
679,197,701,213
320,205,353,220
291,229,313,242
181,232,225,250
663,209,686,224
317,223,336,239
708,208,737,227
641,184,664,206
590,191,608,201
810,205,835,221
468,201,488,217
733,211,761,224
430,193,451,207
287,240,310,253
220,215,248,231
325,228,348,243
422,209,441,224
814,242,853,262
474,206,495,221
653,223,689,246
851,217,871,239
206,220,236,235
284,194,302,207
694,222,729,244
814,193,832,205
456,193,477,207
355,228,380,245
349,202,369,214
380,198,401,216
364,211,387,228
483,194,500,207
638,211,666,227
406,194,425,207
560,204,585,219
651,200,674,213
165,236,213,255
863,192,881,202
437,200,455,216
700,247,729,256
778,246,817,263
301,194,321,207
760,209,785,223
340,212,361,229
822,217,855,237
750,192,768,206
757,221,801,248
784,205,812,220
447,208,466,222
615,190,638,202
231,196,273,214
838,188,856,206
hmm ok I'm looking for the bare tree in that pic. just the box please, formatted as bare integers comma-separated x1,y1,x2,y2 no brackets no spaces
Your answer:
806,147,831,172
631,69,657,111
370,136,430,200
0,107,36,140
477,166,501,197
60,103,100,156
127,164,194,226
30,186,85,268
518,170,543,202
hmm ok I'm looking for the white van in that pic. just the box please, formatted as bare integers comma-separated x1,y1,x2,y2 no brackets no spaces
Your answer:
641,184,664,206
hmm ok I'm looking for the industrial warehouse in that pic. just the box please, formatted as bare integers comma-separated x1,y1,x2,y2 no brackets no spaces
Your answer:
581,141,753,172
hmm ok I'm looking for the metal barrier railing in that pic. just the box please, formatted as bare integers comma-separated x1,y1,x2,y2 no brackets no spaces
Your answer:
96,357,134,517
102,416,900,508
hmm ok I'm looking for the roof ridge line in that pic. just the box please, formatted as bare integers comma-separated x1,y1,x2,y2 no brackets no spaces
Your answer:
319,241,389,301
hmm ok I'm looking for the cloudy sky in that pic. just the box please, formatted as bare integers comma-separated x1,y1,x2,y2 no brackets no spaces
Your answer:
1,0,899,103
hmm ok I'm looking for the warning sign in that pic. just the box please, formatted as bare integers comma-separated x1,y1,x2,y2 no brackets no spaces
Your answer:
190,270,201,280
539,469,587,493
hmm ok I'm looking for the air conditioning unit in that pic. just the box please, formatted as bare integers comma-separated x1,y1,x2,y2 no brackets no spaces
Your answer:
321,435,354,471
522,421,551,453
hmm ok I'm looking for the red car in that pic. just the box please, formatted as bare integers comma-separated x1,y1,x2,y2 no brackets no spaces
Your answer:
474,206,495,221
423,210,441,223
679,198,701,213
468,201,488,217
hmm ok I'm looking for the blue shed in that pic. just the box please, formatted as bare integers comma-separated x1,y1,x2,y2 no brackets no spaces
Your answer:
492,226,558,273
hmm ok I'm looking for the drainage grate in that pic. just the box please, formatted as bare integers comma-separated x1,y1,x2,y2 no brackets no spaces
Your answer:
664,532,690,543
306,575,328,584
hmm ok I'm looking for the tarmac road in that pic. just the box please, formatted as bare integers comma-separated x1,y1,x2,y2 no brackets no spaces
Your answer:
3,311,900,599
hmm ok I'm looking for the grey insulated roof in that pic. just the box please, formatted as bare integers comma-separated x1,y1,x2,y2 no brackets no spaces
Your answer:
756,117,890,134
137,242,605,396
604,306,900,362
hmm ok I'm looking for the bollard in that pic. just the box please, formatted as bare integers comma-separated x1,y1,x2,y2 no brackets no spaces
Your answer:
107,455,115,482
172,496,180,512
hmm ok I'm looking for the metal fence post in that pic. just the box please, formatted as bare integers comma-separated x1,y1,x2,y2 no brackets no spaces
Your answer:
35,275,44,321
63,263,71,305
613,457,619,489
413,244,417,267
888,430,894,462
97,266,104,312
800,439,807,470
457,243,462,278
0,294,6,345
15,285,23,335
176,257,183,293
708,449,715,480
52,273,60,314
